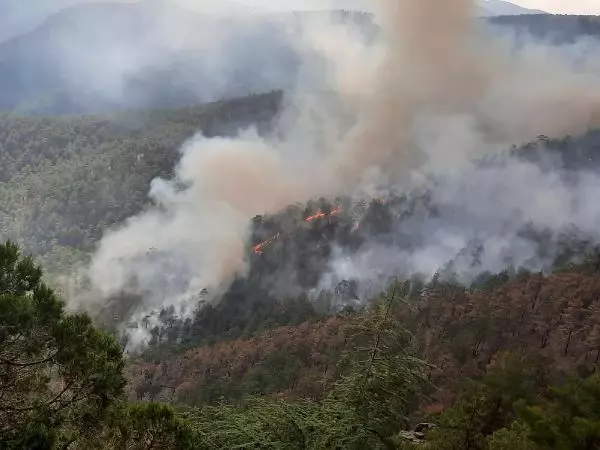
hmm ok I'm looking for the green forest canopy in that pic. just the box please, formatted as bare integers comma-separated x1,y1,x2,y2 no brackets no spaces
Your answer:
4,240,600,448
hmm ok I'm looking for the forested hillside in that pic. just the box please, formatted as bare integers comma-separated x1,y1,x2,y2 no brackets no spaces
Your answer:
0,91,282,276
2,106,600,447
2,10,600,446
2,83,600,314
2,85,600,334
127,259,600,407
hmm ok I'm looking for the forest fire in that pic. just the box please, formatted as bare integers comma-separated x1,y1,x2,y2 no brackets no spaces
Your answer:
304,207,343,223
252,233,281,255
252,207,344,255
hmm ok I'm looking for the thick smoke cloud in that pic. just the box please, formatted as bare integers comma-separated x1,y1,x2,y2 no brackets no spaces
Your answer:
82,0,600,332
88,130,324,315
319,149,600,297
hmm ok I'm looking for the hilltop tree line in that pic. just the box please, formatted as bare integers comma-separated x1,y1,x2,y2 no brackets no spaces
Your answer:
488,14,600,44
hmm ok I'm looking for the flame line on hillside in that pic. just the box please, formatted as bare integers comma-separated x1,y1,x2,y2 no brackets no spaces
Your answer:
252,207,344,255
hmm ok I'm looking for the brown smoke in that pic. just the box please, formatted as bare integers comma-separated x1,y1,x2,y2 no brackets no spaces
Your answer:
84,0,600,327
329,0,600,190
329,0,482,190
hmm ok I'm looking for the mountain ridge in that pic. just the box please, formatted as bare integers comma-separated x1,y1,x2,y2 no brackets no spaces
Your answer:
479,0,546,16
2,5,595,116
0,0,549,45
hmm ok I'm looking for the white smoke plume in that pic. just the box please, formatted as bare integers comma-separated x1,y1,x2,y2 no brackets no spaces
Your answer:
82,0,600,330
319,150,600,296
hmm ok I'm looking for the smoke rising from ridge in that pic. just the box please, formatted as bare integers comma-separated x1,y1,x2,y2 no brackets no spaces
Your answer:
82,0,600,333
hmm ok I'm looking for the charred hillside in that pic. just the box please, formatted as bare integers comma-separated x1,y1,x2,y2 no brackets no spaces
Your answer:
128,260,600,408
100,129,600,355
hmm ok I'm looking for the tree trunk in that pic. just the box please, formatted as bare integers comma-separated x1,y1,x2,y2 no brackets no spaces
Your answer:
564,330,573,356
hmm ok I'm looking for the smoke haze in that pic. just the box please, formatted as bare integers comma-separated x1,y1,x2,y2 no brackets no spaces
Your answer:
80,0,600,337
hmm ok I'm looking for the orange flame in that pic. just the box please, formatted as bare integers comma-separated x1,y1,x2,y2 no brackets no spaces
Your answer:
252,232,280,255
252,207,344,255
304,206,343,223
304,210,326,223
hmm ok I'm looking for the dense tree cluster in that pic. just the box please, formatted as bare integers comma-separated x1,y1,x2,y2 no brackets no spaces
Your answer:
0,241,125,448
127,258,600,410
128,315,348,404
1,83,598,288
0,241,429,449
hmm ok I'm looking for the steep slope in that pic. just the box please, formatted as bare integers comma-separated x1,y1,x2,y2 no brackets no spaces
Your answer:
90,128,600,349
127,262,600,408
0,91,283,274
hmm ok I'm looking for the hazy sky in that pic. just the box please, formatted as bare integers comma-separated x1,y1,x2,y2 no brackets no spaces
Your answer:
229,0,600,15
150,0,600,15
8,0,600,16
514,0,600,14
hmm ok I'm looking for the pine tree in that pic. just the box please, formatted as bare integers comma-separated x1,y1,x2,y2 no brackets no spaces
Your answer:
0,241,126,448
321,279,429,447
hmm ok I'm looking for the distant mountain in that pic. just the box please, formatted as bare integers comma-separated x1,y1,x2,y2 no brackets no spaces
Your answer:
227,0,545,16
479,0,546,17
0,0,544,45
0,1,305,114
0,0,262,43
0,0,551,44
0,0,86,42
0,2,595,116
487,13,600,44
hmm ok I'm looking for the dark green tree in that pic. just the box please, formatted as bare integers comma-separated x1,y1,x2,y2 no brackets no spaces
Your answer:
320,279,428,448
104,403,197,450
0,241,126,448
186,398,317,449
516,373,600,450
425,351,549,450
485,422,540,450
